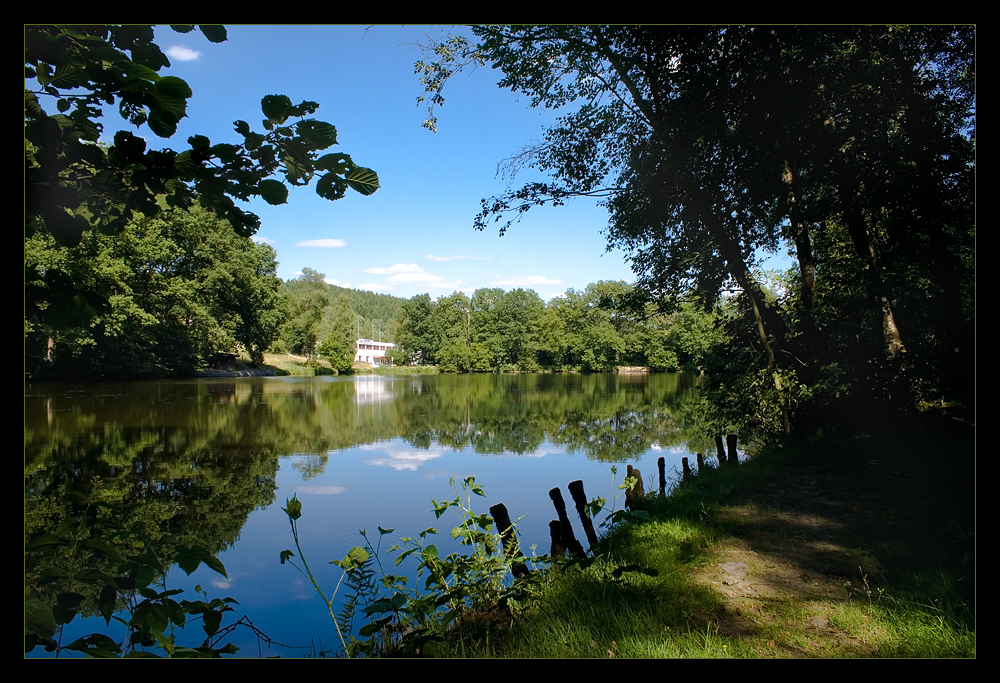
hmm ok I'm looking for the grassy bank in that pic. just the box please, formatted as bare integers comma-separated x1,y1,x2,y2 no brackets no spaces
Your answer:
262,353,337,376
441,419,975,658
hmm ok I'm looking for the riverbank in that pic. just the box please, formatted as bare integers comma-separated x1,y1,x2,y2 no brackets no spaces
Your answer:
441,416,975,658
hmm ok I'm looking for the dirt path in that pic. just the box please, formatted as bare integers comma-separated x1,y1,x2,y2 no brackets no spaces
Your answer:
689,467,886,657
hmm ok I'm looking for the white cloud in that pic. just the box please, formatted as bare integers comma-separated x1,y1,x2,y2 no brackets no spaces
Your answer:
362,264,463,292
252,235,276,245
387,270,443,284
166,45,201,61
364,263,422,275
426,254,483,262
295,239,346,248
325,279,350,288
357,283,396,292
489,275,565,287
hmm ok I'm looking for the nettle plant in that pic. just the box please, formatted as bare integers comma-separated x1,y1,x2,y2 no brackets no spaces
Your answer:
281,470,661,657
280,477,538,657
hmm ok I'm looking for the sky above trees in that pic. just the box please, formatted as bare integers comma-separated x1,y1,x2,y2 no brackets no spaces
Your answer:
55,25,656,300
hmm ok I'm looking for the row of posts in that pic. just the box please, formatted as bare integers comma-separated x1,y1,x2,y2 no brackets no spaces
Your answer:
489,434,740,572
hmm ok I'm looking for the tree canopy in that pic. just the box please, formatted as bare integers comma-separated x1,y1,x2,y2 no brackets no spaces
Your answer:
416,25,975,432
25,24,380,248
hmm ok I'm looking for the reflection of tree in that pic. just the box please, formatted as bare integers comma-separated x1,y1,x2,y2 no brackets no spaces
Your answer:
25,373,714,622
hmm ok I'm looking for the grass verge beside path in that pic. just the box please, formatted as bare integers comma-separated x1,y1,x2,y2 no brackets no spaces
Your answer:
474,418,974,658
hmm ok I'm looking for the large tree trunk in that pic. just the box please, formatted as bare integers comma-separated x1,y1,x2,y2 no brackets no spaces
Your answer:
782,157,816,315
834,160,906,360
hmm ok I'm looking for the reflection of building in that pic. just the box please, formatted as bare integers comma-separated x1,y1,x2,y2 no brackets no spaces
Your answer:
355,339,395,366
353,375,393,405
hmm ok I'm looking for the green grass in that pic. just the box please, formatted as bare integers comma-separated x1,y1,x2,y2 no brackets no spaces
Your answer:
263,353,336,376
431,420,975,658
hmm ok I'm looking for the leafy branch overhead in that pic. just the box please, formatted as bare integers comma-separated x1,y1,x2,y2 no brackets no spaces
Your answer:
25,25,379,247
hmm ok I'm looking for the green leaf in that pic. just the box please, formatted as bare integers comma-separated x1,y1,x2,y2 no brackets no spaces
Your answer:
188,134,211,152
24,596,57,640
378,526,394,535
261,94,293,124
155,76,193,100
26,534,70,549
283,495,302,520
198,25,228,43
315,173,347,201
296,120,337,150
171,25,195,33
258,179,288,205
37,567,69,584
84,539,124,562
233,120,251,136
315,152,352,174
280,549,295,564
345,166,380,196
201,554,228,578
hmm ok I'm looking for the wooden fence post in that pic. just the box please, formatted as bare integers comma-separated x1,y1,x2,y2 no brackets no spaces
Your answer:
658,456,666,495
697,453,705,472
489,503,529,578
625,465,645,510
549,487,586,558
567,480,599,547
549,520,565,557
682,456,691,480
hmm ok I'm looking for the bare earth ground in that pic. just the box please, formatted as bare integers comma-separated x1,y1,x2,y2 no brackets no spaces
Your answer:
688,465,895,657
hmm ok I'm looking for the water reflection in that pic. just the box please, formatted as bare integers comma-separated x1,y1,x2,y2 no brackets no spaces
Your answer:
25,373,711,655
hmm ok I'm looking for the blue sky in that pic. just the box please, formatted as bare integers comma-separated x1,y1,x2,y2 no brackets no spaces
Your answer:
68,25,791,302
92,25,641,301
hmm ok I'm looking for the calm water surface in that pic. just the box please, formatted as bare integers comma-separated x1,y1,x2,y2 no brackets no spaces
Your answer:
25,372,717,656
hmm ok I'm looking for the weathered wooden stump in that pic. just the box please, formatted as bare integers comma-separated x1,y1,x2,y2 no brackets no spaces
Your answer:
489,503,529,578
549,520,565,557
726,434,739,466
567,480,599,547
697,453,705,471
682,456,692,480
657,456,666,495
549,487,586,557
715,435,727,465
624,465,645,510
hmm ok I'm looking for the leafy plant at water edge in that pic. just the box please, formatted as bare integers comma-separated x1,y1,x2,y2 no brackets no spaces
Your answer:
25,481,244,657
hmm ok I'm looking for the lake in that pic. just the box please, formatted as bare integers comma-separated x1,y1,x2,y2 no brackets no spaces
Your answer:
25,372,719,657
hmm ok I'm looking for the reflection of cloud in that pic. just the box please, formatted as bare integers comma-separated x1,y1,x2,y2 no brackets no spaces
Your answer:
297,486,346,494
166,45,201,61
363,445,445,471
489,275,565,287
650,443,662,451
211,579,231,589
295,239,346,248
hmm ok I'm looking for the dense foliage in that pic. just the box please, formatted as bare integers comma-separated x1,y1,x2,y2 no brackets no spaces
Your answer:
391,282,723,374
25,208,284,379
24,24,378,343
416,25,975,435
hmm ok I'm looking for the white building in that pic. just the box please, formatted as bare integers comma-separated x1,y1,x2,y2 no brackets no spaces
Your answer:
355,339,395,366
